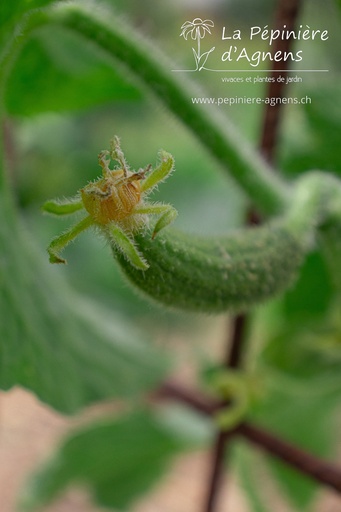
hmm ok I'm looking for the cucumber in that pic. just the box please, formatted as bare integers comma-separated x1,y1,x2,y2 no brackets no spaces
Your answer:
113,222,305,313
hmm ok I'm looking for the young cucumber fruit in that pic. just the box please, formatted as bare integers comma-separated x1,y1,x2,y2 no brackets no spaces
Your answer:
113,222,305,313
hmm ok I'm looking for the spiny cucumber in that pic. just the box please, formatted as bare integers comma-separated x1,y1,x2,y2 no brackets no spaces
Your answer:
113,222,306,313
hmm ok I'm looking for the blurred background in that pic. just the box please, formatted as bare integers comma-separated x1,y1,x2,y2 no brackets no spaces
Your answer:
1,0,341,510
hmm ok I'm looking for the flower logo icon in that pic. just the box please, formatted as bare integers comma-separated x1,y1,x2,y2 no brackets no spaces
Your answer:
180,18,215,71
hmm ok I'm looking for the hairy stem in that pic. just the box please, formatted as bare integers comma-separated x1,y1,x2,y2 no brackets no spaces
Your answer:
0,2,290,215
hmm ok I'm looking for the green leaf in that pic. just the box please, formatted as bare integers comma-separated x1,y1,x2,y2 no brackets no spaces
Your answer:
234,442,270,512
253,261,341,509
251,377,338,510
19,410,184,511
261,264,341,385
0,195,169,413
262,319,341,385
319,220,341,290
281,87,341,177
256,281,341,509
267,394,337,510
282,251,333,325
5,27,140,116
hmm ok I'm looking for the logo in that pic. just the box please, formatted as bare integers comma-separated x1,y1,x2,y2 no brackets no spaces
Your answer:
174,19,330,73
179,18,215,71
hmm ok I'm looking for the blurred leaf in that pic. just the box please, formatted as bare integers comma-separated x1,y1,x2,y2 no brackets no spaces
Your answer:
319,221,341,290
6,27,140,116
0,194,169,413
19,410,184,511
251,375,338,510
262,327,341,383
259,250,339,383
234,442,270,512
253,281,341,506
156,404,213,446
281,87,341,176
253,253,341,509
268,392,337,510
282,251,333,325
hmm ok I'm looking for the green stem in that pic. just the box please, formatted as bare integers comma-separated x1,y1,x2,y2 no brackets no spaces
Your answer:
0,2,290,216
284,171,341,245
